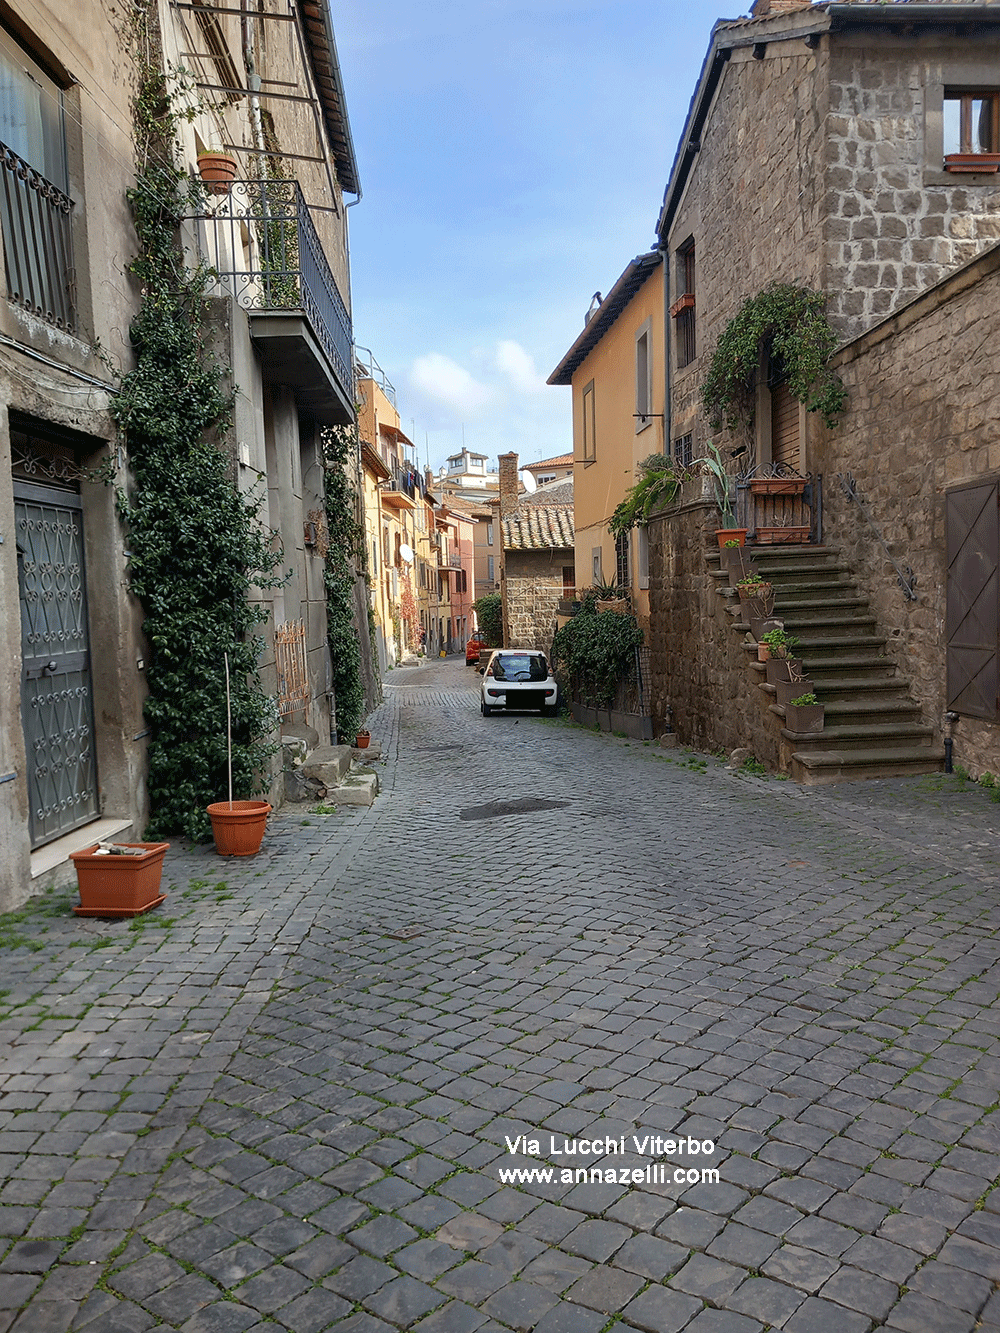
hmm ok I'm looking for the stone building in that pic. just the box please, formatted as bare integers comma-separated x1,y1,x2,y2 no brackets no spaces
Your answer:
0,0,362,907
497,452,574,652
644,0,1000,780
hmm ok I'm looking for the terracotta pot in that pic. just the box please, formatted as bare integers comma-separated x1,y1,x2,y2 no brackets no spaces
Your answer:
197,152,237,193
716,527,748,549
785,702,824,733
757,643,772,662
71,842,170,918
207,800,271,856
355,731,371,749
738,581,772,601
765,656,804,686
775,677,813,707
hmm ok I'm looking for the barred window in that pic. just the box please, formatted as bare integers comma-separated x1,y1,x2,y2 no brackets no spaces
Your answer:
615,531,630,588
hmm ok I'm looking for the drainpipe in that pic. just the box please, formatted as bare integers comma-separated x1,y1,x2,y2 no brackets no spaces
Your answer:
658,242,671,458
241,1,267,160
944,711,958,774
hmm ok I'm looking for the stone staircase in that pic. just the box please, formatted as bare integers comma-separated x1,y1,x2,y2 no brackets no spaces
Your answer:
712,544,944,785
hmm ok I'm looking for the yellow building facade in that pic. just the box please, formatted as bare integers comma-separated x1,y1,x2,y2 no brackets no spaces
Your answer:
548,253,665,627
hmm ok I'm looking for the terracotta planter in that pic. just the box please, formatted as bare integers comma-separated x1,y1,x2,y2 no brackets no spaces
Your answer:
724,548,757,584
207,800,271,856
755,525,810,545
737,581,772,601
355,731,371,749
197,152,237,193
757,643,772,662
765,656,804,686
716,527,748,549
750,477,807,496
775,676,813,707
785,702,824,733
71,842,170,918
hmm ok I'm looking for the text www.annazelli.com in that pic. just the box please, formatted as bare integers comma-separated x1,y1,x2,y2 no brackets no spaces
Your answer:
498,1133,721,1188
497,1164,720,1186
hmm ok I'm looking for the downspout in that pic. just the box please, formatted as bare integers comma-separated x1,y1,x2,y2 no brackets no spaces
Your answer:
240,1,267,160
659,242,671,457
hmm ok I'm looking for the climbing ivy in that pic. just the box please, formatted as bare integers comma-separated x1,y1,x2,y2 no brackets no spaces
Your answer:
472,593,503,647
110,61,282,841
551,604,644,709
701,283,847,437
322,423,370,741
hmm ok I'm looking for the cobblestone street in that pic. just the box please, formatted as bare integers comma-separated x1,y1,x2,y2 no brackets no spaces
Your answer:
3,656,1000,1332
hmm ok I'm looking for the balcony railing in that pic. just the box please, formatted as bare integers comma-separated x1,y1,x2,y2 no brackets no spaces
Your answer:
197,178,352,403
0,142,75,331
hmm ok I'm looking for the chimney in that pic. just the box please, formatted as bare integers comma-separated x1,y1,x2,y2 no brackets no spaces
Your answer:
498,451,519,517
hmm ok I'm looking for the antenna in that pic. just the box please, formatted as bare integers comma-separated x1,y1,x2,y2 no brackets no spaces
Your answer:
521,470,537,494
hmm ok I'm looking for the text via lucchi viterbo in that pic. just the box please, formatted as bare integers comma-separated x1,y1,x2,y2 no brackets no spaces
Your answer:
498,1132,721,1188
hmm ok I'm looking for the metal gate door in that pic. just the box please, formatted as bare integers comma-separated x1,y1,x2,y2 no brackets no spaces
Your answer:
946,479,999,720
15,479,99,847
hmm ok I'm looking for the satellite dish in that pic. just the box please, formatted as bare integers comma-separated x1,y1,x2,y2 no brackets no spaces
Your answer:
399,543,414,564
521,470,538,494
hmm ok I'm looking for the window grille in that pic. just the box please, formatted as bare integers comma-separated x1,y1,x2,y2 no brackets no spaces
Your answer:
275,619,309,717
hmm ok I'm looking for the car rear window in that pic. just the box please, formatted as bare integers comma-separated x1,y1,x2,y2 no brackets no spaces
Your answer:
492,654,548,681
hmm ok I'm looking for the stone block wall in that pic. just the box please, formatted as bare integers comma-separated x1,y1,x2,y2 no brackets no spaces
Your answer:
646,484,782,767
505,551,568,653
824,36,1000,337
813,244,1000,778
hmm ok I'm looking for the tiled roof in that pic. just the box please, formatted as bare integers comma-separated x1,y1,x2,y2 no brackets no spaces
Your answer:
526,453,573,469
503,505,574,551
523,479,574,507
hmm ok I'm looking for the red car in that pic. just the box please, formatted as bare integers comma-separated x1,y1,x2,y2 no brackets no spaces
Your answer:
466,632,488,666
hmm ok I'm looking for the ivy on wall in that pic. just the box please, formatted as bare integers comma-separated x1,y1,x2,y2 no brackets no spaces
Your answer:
701,283,847,438
472,593,502,647
110,60,281,841
609,454,682,536
551,605,644,709
322,424,370,742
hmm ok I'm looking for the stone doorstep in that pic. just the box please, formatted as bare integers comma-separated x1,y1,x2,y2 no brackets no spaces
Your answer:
30,817,134,893
300,744,354,788
320,771,379,806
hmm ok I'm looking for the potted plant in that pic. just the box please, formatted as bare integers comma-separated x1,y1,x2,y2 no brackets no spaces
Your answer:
758,627,799,665
71,841,170,918
207,653,271,856
197,149,238,193
785,691,824,733
355,729,371,749
775,672,813,707
702,442,748,548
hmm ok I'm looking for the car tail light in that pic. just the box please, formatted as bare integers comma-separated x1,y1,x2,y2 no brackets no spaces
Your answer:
545,689,555,696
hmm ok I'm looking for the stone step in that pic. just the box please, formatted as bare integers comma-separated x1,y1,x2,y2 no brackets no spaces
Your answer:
322,769,379,806
790,745,945,784
821,697,925,727
300,744,354,788
772,594,870,612
797,675,915,703
770,713,936,751
799,654,900,679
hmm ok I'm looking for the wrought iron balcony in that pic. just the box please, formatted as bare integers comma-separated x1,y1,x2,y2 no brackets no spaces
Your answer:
0,142,75,331
197,178,353,424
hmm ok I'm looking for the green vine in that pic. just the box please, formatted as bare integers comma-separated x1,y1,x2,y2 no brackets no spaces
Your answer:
609,454,681,536
322,423,370,742
551,604,644,709
110,60,282,841
701,283,847,436
472,592,503,647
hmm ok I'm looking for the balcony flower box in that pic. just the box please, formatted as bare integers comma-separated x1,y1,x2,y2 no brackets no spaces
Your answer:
749,477,807,496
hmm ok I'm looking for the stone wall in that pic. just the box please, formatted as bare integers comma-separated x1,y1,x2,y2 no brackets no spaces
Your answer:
505,551,568,653
824,35,1000,337
814,243,1000,779
646,484,782,767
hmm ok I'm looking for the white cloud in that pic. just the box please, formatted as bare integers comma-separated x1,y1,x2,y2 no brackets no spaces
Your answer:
409,353,492,416
495,339,545,393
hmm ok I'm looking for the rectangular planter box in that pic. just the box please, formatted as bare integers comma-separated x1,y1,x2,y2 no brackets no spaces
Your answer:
750,478,807,496
71,842,169,918
765,657,804,686
571,702,654,740
784,703,824,734
774,677,814,707
755,525,810,544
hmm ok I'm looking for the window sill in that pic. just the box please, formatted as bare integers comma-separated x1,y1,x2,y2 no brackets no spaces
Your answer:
634,417,654,435
925,167,1000,185
944,153,1000,174
582,458,596,467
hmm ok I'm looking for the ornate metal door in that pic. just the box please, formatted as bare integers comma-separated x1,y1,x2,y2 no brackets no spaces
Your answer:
15,479,99,847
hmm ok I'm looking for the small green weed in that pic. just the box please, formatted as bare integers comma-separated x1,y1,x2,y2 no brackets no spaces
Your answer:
739,756,768,777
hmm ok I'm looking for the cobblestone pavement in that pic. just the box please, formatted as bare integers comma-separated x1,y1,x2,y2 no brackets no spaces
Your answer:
3,655,1000,1333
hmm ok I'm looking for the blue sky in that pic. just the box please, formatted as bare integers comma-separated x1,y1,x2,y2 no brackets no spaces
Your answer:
334,0,734,471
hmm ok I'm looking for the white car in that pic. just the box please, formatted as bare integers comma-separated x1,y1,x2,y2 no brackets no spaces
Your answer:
480,649,559,717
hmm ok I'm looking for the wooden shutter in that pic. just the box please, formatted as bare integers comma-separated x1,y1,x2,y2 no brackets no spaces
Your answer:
946,480,999,719
771,380,800,468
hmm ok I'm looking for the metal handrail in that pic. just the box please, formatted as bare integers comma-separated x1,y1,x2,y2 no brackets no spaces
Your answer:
196,178,353,402
837,472,917,600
